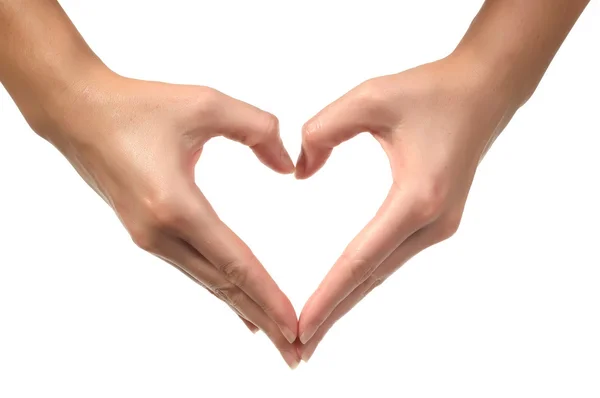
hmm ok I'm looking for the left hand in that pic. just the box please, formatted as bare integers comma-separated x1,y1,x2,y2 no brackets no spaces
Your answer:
21,69,301,368
295,55,519,361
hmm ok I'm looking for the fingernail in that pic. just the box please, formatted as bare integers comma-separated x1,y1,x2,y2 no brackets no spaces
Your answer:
295,150,307,179
281,326,297,344
301,347,314,363
280,147,295,174
299,328,315,345
283,351,300,370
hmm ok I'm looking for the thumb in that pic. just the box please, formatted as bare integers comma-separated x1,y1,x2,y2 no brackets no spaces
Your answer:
208,89,294,174
295,81,389,179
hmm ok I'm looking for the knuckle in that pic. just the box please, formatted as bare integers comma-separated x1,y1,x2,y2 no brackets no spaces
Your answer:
212,286,229,302
143,194,184,231
353,78,397,129
356,78,386,107
435,213,462,242
130,228,160,253
214,284,244,309
194,86,221,114
350,264,368,287
225,289,245,310
412,181,447,223
356,78,377,96
343,254,374,287
362,276,384,298
302,118,322,145
263,112,280,138
240,112,278,148
218,258,249,288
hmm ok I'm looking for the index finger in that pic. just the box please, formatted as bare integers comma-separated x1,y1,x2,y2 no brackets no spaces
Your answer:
208,90,295,174
298,186,426,343
181,190,298,344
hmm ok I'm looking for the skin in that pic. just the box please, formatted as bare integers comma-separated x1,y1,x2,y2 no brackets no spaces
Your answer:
0,1,300,369
295,0,591,361
0,0,591,368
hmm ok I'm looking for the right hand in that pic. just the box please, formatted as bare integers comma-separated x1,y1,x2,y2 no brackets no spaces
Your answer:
294,56,517,361
26,68,300,368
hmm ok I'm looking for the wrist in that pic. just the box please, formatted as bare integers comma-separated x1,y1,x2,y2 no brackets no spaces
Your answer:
416,51,523,150
9,56,114,141
451,48,529,110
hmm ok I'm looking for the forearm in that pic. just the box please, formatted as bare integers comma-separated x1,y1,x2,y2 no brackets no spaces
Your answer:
0,0,107,131
454,0,590,108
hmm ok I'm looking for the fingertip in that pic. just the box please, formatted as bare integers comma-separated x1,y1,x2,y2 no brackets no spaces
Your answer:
271,162,295,175
294,339,304,360
250,144,294,175
293,155,317,180
298,293,328,344
268,293,299,344
294,147,332,180
280,151,296,175
294,172,308,180
285,340,302,369
240,316,260,334
281,325,297,345
275,135,296,174
294,149,307,179
299,329,316,345
282,350,300,370
298,313,318,344
300,343,316,363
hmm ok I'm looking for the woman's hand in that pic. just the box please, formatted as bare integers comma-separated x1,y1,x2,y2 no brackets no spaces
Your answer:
295,55,518,361
30,70,301,368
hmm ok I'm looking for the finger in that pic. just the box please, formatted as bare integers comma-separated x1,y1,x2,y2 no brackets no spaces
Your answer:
299,226,435,362
239,316,260,334
157,250,260,334
159,236,300,369
179,192,299,345
223,297,260,334
209,90,294,174
298,186,433,344
295,81,392,179
206,287,259,334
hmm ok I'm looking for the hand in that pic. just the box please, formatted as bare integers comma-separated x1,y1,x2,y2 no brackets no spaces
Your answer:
31,69,300,368
295,55,518,361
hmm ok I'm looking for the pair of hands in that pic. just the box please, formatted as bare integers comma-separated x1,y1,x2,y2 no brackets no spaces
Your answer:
32,54,516,368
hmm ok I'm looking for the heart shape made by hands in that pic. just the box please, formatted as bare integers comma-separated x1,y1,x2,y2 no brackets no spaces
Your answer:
196,60,497,364
198,59,506,360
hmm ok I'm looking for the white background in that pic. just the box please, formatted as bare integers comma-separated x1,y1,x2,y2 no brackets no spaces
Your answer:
1,1,599,396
